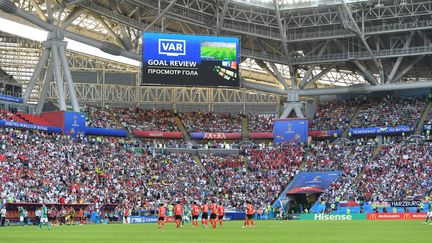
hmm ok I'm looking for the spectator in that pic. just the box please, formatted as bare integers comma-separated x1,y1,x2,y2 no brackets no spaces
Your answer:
248,113,276,132
112,108,179,132
180,111,242,133
84,106,122,129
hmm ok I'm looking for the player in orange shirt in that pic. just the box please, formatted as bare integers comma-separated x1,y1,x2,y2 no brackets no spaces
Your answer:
174,201,183,228
201,201,209,228
191,201,200,228
243,201,255,228
218,203,225,227
157,203,166,229
209,200,218,228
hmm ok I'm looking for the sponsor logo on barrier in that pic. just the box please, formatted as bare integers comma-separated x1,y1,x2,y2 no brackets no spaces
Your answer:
132,131,183,139
314,214,352,221
5,121,49,131
203,133,227,139
190,132,242,140
349,126,413,135
300,214,366,221
390,201,421,207
130,216,158,224
149,132,164,137
367,213,427,220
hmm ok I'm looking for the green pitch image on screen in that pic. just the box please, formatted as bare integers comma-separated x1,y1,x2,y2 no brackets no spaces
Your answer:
201,41,237,61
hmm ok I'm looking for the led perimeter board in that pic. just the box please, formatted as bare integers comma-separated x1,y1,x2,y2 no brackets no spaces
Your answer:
142,33,240,87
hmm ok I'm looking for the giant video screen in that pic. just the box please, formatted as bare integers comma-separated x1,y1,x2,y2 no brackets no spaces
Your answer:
142,33,240,87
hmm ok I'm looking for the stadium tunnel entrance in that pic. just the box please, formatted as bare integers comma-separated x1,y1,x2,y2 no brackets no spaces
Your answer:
272,172,342,214
285,188,324,214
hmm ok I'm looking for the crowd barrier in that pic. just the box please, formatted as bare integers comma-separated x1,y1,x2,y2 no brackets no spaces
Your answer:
153,148,239,155
86,127,127,137
4,203,91,222
349,126,414,135
300,213,428,221
132,130,183,138
129,212,246,224
366,213,427,220
308,130,341,137
190,132,241,140
249,132,273,139
0,120,62,133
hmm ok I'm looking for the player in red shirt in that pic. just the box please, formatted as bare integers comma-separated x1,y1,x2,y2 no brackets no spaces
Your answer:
157,203,166,229
191,202,200,228
243,201,255,228
209,200,218,228
218,203,225,227
174,201,183,228
201,201,209,227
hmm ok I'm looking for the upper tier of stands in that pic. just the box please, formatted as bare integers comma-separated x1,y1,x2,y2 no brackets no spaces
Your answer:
112,108,179,131
84,106,122,129
180,111,242,133
352,97,426,128
310,100,361,131
248,113,275,132
5,95,424,134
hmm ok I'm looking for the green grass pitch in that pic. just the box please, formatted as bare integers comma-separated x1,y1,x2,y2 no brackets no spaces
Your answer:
201,46,236,61
0,220,430,243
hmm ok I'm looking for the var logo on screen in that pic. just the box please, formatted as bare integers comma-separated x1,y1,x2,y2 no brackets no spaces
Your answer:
158,39,186,56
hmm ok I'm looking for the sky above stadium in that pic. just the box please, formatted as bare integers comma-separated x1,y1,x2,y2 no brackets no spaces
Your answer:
0,17,140,67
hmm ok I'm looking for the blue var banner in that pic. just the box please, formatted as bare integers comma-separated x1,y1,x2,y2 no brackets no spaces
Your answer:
349,126,414,136
273,119,308,144
63,112,86,138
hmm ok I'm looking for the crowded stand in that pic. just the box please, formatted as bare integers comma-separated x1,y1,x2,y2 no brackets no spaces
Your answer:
180,111,242,133
353,142,432,202
84,106,122,129
112,108,179,131
352,97,426,128
248,143,304,209
1,94,432,225
140,139,194,149
304,140,376,202
0,128,212,210
248,113,275,132
310,100,361,131
199,143,304,211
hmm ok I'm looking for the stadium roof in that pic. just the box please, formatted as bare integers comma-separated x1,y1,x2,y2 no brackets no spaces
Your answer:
0,0,431,94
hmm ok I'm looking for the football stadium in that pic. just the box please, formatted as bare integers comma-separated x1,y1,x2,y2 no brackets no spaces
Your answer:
0,0,431,242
